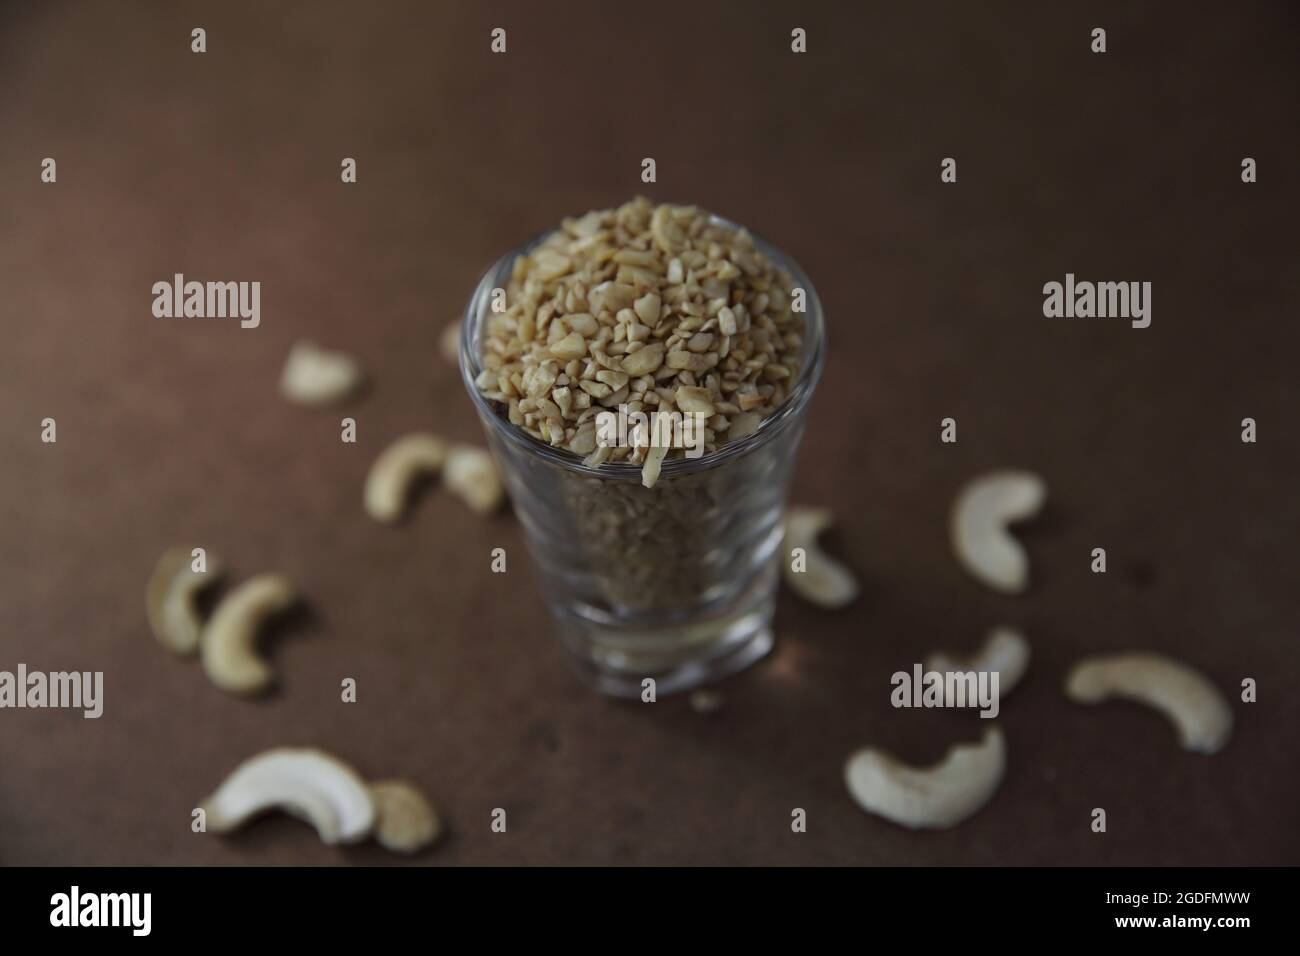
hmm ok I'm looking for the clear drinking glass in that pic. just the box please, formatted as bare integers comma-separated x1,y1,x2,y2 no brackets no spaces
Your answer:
459,218,826,697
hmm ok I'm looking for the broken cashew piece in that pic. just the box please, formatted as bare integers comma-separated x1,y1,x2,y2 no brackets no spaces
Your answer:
640,444,668,489
845,727,1005,830
279,340,364,406
926,628,1031,702
146,547,224,655
364,433,449,523
370,780,441,854
201,748,376,845
1065,652,1233,754
951,470,1046,594
781,506,859,608
200,574,296,696
444,444,504,515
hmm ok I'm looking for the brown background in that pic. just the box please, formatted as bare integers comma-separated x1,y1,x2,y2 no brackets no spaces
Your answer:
1,0,1297,866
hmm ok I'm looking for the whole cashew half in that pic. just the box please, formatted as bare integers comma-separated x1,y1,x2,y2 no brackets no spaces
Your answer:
364,433,449,523
145,547,224,655
782,506,859,609
926,628,1031,703
844,727,1005,829
201,748,376,845
951,470,1046,594
1065,652,1233,754
199,574,296,696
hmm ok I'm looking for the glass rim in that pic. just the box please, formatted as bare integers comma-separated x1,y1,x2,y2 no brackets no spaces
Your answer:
458,211,826,481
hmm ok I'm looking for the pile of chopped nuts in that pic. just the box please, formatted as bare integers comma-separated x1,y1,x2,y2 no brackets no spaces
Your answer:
474,197,803,484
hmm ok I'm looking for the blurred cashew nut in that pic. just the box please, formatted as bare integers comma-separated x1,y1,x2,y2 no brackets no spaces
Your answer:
279,340,364,406
926,628,1031,702
782,506,859,608
844,728,1005,830
200,574,296,696
951,470,1046,593
440,320,461,365
364,433,449,523
146,547,224,655
201,748,375,845
1065,652,1233,754
444,444,504,515
370,780,441,854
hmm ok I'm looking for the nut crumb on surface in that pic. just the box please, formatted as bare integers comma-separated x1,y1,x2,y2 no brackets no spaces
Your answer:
689,689,725,714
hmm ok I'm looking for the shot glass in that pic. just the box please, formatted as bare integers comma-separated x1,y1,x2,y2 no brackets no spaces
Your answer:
459,218,825,697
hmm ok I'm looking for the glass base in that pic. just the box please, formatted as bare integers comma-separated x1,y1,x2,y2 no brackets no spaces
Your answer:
550,564,778,698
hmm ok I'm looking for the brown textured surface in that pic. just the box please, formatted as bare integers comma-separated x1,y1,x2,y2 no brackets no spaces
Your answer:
1,0,1297,866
